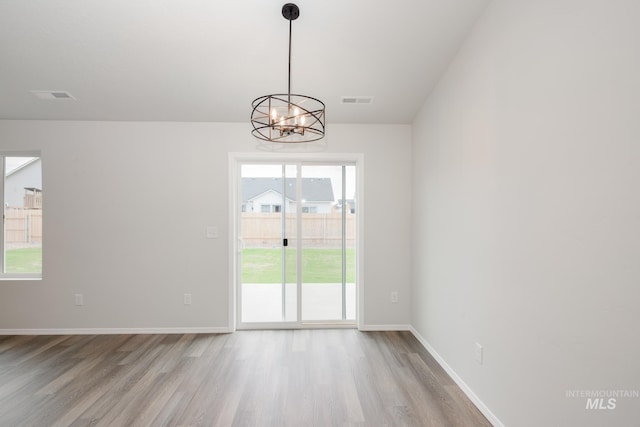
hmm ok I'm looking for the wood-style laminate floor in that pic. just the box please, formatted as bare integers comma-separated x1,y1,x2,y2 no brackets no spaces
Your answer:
0,330,492,427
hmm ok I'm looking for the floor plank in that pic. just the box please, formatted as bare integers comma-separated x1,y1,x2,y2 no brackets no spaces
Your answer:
0,331,492,427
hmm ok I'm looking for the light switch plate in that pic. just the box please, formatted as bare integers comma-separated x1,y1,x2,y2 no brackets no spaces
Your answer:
206,226,219,239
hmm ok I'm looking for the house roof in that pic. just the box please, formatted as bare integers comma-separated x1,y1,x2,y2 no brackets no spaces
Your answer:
242,178,334,203
6,157,40,177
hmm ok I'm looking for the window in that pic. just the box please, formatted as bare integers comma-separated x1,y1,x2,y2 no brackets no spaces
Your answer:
1,153,42,278
260,204,281,213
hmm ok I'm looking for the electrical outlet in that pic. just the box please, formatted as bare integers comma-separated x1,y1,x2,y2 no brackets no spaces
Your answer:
475,342,483,364
74,294,84,306
390,291,399,303
183,293,192,305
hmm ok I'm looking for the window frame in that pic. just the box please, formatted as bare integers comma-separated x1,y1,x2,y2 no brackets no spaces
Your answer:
1,150,42,280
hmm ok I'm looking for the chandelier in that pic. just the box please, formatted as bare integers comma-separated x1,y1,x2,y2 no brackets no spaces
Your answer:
250,3,326,143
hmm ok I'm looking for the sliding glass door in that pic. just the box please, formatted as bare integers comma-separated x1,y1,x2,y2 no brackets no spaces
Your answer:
237,161,356,328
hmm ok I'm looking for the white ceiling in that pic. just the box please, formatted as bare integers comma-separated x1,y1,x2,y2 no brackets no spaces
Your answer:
0,0,489,124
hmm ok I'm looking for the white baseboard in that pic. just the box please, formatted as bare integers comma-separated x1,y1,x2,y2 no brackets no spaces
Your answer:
0,327,232,335
358,324,412,331
409,326,504,427
1,324,412,335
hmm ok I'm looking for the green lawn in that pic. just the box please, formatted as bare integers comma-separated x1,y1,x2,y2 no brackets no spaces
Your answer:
5,247,42,274
242,248,355,283
3,247,354,280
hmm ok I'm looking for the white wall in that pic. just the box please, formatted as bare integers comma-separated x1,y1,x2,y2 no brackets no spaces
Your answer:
411,0,640,426
0,121,412,331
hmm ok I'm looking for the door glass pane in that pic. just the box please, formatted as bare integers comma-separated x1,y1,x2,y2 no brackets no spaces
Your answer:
301,165,356,321
4,156,42,274
240,164,297,323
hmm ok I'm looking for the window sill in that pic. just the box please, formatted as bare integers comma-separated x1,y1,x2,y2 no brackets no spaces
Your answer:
0,276,42,281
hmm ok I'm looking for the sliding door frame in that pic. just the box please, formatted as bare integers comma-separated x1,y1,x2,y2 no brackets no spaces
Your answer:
228,152,365,331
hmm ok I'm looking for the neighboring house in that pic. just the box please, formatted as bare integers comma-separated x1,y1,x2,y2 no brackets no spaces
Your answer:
5,158,42,208
242,177,334,214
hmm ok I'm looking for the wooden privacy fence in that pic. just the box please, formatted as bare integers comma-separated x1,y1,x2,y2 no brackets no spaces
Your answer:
5,208,42,244
242,213,356,248
4,210,354,248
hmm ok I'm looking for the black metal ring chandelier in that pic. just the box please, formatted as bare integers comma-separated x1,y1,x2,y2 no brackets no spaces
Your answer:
250,3,326,143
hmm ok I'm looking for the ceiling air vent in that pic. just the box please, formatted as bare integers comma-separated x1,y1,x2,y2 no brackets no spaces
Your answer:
30,90,76,100
341,96,374,105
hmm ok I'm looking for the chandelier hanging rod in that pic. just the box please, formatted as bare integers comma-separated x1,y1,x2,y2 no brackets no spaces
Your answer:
286,4,293,104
